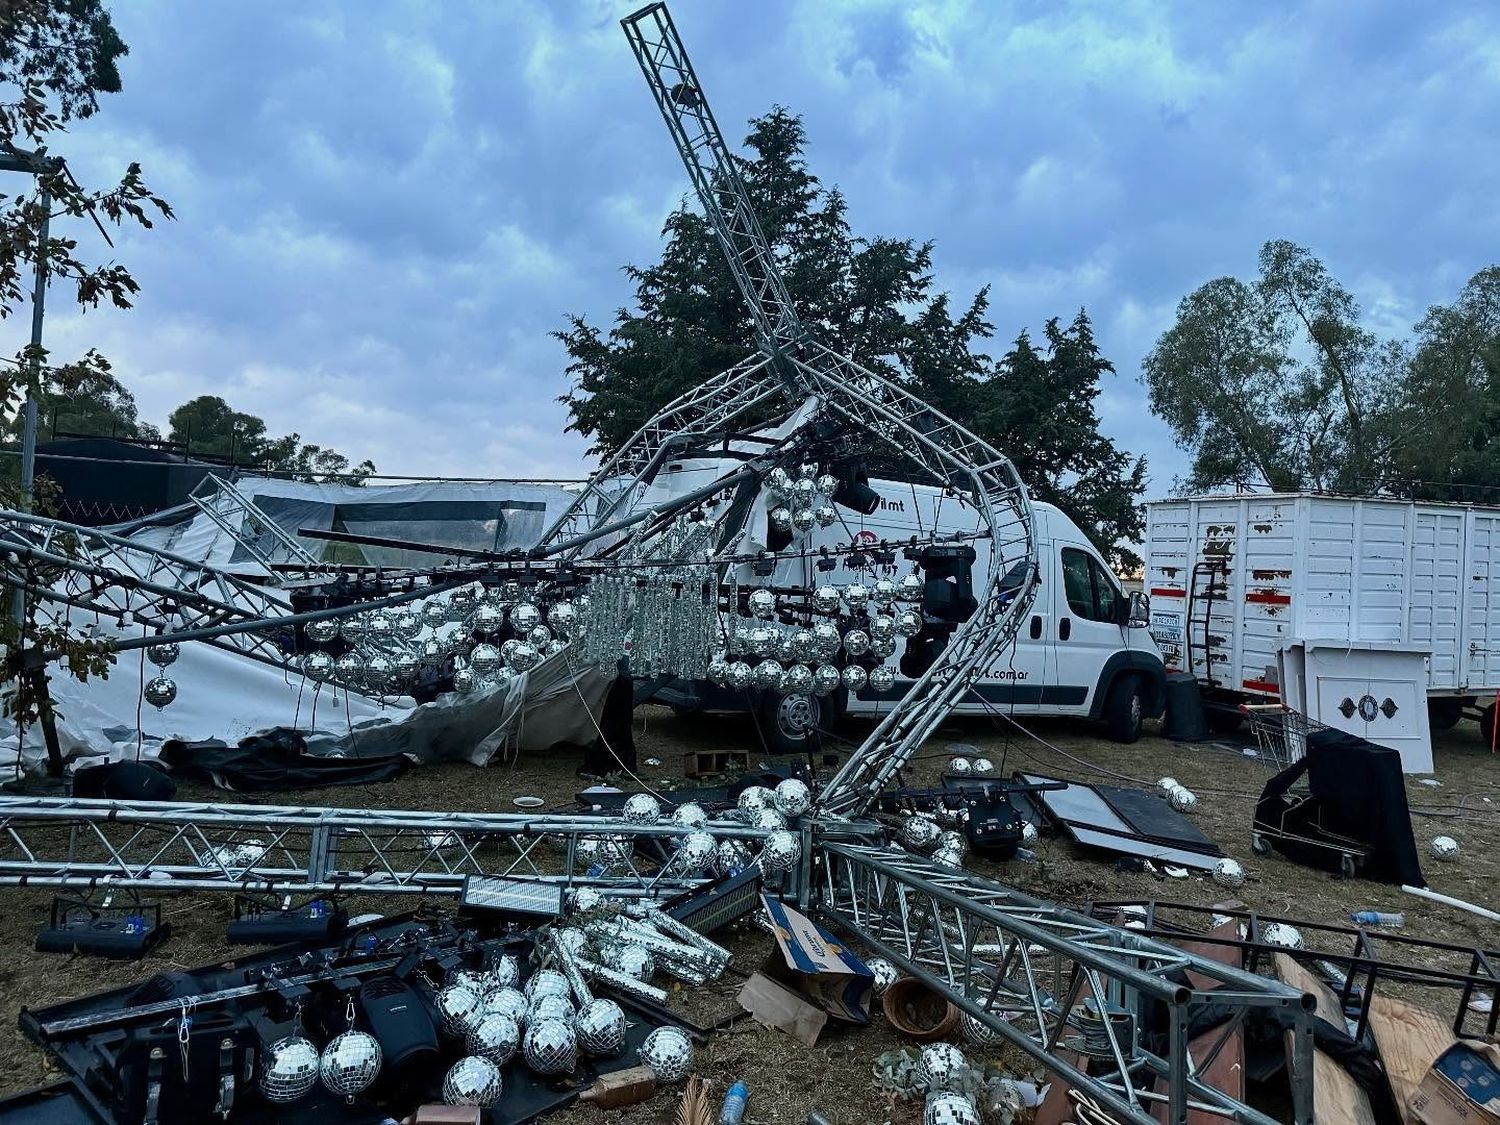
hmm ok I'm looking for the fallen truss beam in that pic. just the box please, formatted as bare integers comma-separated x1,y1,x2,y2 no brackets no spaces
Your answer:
818,843,1314,1125
0,796,772,898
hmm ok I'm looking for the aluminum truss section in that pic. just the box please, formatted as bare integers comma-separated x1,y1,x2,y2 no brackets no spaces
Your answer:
189,473,319,570
0,796,771,898
819,844,1314,1125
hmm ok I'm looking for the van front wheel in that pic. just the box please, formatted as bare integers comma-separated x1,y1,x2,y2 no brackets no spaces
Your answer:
1103,675,1144,743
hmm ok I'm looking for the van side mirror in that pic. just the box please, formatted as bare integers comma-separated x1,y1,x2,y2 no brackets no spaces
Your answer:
1125,590,1149,628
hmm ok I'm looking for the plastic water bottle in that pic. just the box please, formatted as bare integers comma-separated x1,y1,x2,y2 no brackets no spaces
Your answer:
718,1080,749,1124
1350,910,1404,928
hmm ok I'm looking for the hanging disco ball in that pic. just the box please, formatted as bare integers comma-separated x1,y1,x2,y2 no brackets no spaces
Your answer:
1431,835,1460,860
899,814,942,852
320,1030,382,1098
752,660,784,691
475,604,504,634
422,638,442,661
437,984,484,1036
715,838,752,876
844,629,871,657
393,611,422,639
737,786,773,822
777,633,799,664
259,1035,320,1103
797,462,819,480
949,756,972,775
895,609,923,637
481,987,528,1027
576,998,628,1057
792,477,817,505
726,661,753,690
529,994,575,1029
671,802,708,829
146,641,179,668
509,642,542,673
754,807,787,831
466,1012,520,1066
774,778,812,817
306,617,340,644
784,663,814,695
442,1055,503,1107
749,627,777,658
303,651,334,682
501,639,521,664
613,944,656,981
393,652,419,682
334,653,363,683
766,467,791,496
545,639,567,657
924,1092,982,1125
869,614,896,642
421,601,449,629
524,968,571,1003
868,664,896,692
707,656,730,687
143,676,177,710
749,589,776,620
791,629,817,663
340,615,368,641
812,664,841,695
760,829,802,873
813,504,837,527
548,602,577,636
842,665,868,691
1212,857,1245,889
815,473,838,495
622,793,661,825
527,623,553,648
367,612,394,637
470,643,502,676
452,667,476,694
364,654,394,690
899,573,924,601
870,635,897,659
638,1025,694,1083
871,578,898,607
916,1042,969,1094
769,507,793,532
867,958,899,996
813,585,841,614
843,582,870,611
792,508,815,532
678,830,716,870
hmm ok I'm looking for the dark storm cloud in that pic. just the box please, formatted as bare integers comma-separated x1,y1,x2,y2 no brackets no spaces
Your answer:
11,0,1499,487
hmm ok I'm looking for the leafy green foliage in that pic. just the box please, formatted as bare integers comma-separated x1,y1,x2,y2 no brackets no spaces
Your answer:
559,108,1146,566
167,394,375,483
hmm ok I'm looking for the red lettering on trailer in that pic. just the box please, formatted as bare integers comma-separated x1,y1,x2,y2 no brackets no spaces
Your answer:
1242,678,1280,695
1244,590,1290,606
1149,587,1185,598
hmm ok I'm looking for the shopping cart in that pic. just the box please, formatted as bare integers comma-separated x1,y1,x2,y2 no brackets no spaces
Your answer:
1240,703,1313,770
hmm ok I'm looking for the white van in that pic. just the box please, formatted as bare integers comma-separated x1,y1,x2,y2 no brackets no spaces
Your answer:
656,476,1167,753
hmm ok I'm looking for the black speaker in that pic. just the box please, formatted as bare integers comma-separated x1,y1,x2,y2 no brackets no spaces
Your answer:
357,977,438,1080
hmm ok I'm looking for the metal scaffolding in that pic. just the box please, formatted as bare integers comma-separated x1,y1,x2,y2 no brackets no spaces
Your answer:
188,473,320,570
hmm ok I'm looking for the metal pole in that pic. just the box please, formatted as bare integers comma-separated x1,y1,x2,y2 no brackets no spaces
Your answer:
18,193,49,515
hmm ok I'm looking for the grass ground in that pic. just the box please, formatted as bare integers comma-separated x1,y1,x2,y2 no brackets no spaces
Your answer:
0,706,1496,1124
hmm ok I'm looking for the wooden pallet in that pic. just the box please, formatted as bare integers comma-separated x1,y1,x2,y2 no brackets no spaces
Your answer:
682,749,748,779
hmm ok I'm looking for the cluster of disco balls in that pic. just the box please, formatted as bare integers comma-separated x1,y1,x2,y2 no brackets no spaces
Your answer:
295,582,585,699
1156,776,1198,814
915,1044,982,1125
141,641,179,710
763,463,842,535
894,811,969,870
259,1028,382,1104
708,572,925,700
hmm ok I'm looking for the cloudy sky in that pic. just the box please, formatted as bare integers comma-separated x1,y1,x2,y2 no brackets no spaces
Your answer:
9,0,1500,490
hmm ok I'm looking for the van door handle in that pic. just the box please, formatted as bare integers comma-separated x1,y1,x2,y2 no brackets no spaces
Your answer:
1029,615,1042,640
1059,617,1071,641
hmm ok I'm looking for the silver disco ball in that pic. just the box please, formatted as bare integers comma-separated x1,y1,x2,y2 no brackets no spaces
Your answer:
452,969,488,993
760,829,802,873
813,585,842,614
797,462,819,481
737,785,774,822
146,641,179,668
421,601,449,629
812,663,841,695
715,838,752,876
524,968,570,1003
726,661,753,690
932,843,966,869
867,957,899,996
638,1025,694,1083
509,642,542,673
1431,834,1460,860
868,664,896,692
475,604,504,633
481,987,528,1026
143,676,177,710
679,831,717,870
749,626,777,658
452,667,476,694
766,466,791,496
545,639,568,657
815,472,839,495
774,778,812,817
790,629,817,663
948,756,972,775
442,1055,502,1107
623,793,661,825
501,639,521,664
844,629,871,657
936,830,968,857
393,610,421,639
613,944,656,981
1262,922,1304,949
811,621,841,659
895,609,923,637
916,1042,968,1093
749,588,777,620
548,602,577,637
527,623,552,648
466,1012,520,1065
1212,857,1245,889
769,506,793,532
870,635,897,660
319,1030,382,1098
792,476,817,505
844,582,870,610
961,1012,1001,1047
393,652,419,682
1169,786,1198,813
707,656,730,686
552,928,589,959
340,615,368,641
752,660,784,691
488,954,521,990
511,603,541,632
872,578,898,607
570,887,604,912
303,651,334,682
576,998,628,1058
529,993,575,1028
924,1092,982,1125
899,573,924,601
306,617,340,643
784,663,814,695
869,614,896,643
367,612,394,637
791,507,815,532
754,807,787,831
1157,776,1179,795
523,1017,578,1075
469,643,502,676
259,1035,320,1103
1020,821,1039,844
842,664,868,691
813,504,837,527
364,654,394,690
437,983,483,1036
899,814,942,852
972,758,995,775
671,802,708,829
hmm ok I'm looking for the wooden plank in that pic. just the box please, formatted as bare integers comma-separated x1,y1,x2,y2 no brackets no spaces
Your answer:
1366,994,1456,1124
1033,1048,1085,1125
1275,953,1377,1125
1152,922,1246,1123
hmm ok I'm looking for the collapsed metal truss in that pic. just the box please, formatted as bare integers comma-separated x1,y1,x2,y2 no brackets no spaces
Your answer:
0,796,772,898
820,844,1314,1125
188,473,320,570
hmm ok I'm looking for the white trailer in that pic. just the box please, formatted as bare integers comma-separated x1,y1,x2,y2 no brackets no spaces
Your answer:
1143,492,1500,771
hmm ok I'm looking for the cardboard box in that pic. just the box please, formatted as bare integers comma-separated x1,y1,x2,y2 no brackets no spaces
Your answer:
738,896,873,1043
1411,1041,1500,1125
